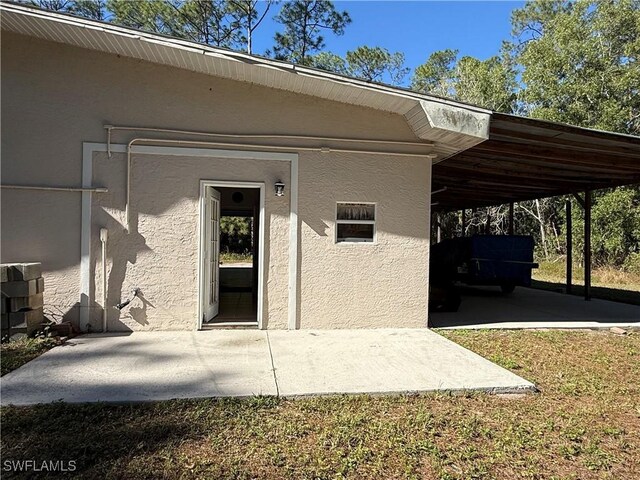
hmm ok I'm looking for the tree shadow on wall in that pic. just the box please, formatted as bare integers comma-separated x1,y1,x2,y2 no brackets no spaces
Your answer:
91,210,151,331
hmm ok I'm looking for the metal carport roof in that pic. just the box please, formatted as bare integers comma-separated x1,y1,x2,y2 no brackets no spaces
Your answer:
432,113,640,212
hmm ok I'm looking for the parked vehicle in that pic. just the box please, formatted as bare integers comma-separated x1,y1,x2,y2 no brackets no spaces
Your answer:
429,235,539,312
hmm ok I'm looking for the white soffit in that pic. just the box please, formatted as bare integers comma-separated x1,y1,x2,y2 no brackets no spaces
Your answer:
0,2,492,157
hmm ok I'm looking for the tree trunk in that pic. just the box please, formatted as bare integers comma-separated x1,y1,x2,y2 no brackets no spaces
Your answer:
536,199,549,259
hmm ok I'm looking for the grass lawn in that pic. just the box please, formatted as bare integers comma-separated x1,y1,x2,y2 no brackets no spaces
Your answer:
220,252,253,264
1,330,639,479
532,260,640,305
1,337,59,376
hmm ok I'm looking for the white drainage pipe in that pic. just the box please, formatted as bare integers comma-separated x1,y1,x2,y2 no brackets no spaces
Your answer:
100,228,108,333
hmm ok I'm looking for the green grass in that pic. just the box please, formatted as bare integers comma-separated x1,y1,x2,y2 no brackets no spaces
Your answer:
220,252,253,264
2,330,639,479
532,260,640,305
1,337,59,376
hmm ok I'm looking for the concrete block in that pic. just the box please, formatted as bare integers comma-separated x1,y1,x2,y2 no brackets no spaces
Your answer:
9,293,44,312
9,308,44,335
1,263,42,282
0,266,8,283
49,322,75,338
1,277,45,298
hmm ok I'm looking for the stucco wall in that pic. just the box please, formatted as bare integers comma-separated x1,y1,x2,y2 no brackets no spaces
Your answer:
299,152,431,329
89,152,290,331
2,31,433,330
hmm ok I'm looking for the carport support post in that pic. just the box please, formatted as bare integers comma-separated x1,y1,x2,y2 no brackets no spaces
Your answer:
436,214,442,243
565,199,572,295
584,190,592,301
508,203,514,235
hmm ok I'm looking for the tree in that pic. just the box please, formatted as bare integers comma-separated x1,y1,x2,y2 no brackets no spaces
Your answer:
228,0,274,54
308,51,348,74
411,48,518,113
454,52,519,112
272,0,351,64
308,46,408,85
509,0,640,270
411,49,458,98
106,0,179,35
26,0,106,20
512,0,640,135
171,0,242,48
345,46,408,84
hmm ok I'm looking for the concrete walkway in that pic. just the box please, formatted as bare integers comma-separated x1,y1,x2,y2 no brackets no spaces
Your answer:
0,329,534,405
431,287,640,329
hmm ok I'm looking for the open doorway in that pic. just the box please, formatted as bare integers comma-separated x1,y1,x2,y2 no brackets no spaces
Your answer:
199,182,263,328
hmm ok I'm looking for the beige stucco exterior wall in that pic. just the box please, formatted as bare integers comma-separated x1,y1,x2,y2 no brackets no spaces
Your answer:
89,152,290,331
298,152,431,329
2,31,433,330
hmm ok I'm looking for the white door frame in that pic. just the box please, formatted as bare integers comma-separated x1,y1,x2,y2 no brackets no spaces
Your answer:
197,180,266,330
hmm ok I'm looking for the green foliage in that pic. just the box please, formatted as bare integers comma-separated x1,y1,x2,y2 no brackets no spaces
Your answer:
1,337,59,376
220,216,252,254
173,0,243,47
454,53,519,112
309,46,408,85
106,0,180,36
624,252,640,274
272,0,351,64
27,0,106,19
106,1,272,51
308,51,349,74
512,0,640,135
220,215,250,236
591,187,640,266
344,46,408,84
411,49,458,98
412,48,518,112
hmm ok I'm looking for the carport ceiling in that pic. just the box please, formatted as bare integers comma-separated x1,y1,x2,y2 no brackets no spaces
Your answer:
432,113,640,212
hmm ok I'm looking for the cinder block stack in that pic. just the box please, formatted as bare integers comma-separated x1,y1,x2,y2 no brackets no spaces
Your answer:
1,263,45,339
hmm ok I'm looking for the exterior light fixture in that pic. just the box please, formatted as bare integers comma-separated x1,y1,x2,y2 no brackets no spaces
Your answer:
274,181,285,197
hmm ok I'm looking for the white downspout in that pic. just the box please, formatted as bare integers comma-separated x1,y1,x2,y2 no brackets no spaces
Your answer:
100,228,108,332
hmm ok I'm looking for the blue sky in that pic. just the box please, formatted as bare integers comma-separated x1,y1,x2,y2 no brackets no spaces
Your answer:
252,1,525,84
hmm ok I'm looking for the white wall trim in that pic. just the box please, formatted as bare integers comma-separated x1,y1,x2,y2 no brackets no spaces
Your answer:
288,158,299,330
80,145,94,329
425,159,433,328
81,144,124,331
80,142,299,331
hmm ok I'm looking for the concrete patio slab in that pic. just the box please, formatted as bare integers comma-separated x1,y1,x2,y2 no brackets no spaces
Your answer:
0,331,276,405
1,328,535,406
268,329,534,396
431,287,640,329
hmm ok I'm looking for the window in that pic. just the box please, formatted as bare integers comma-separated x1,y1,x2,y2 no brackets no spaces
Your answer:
336,203,376,243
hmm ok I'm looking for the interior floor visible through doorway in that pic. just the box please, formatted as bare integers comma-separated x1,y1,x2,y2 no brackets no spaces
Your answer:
211,291,255,322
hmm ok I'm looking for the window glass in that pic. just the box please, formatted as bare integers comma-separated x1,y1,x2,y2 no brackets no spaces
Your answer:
336,203,375,243
337,203,375,221
336,223,374,243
